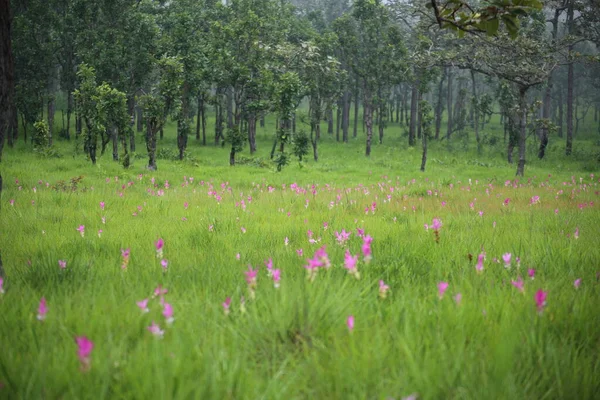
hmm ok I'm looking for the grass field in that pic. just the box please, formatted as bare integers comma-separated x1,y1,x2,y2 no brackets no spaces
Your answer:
0,115,599,399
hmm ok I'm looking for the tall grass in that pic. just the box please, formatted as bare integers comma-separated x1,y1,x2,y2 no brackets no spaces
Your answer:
0,117,599,399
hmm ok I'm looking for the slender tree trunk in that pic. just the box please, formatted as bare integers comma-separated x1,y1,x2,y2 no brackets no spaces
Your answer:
446,66,453,140
417,92,422,140
470,70,481,154
364,89,373,156
421,120,428,172
21,113,27,142
435,69,446,139
127,96,136,152
409,78,419,146
66,92,73,140
8,103,16,146
353,84,359,138
403,84,409,126
336,99,341,142
136,105,143,132
146,122,157,170
47,96,55,146
328,107,334,134
539,82,551,159
516,87,527,176
248,113,257,153
342,90,349,143
566,1,574,155
196,95,202,140
310,123,318,161
112,126,119,161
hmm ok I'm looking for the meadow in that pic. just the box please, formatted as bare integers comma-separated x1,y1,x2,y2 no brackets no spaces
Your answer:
0,117,599,400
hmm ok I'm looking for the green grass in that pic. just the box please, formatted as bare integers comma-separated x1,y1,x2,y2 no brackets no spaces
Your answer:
0,115,599,399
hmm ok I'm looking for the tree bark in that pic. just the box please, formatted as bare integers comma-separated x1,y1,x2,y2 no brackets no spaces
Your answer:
516,87,527,176
342,90,349,143
364,88,373,156
248,113,257,153
328,107,334,134
353,82,359,138
112,127,119,161
565,0,574,156
336,99,341,142
446,66,453,140
47,96,55,146
127,96,136,152
470,70,481,154
435,69,446,140
408,79,419,146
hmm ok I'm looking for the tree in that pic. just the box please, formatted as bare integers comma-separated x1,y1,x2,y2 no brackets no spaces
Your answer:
0,0,14,164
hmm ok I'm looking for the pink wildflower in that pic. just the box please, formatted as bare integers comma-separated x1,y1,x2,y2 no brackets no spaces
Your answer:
272,269,281,288
59,260,67,270
265,258,273,275
454,293,462,305
37,297,48,321
153,285,168,298
314,246,331,269
432,218,442,231
0,277,4,294
163,302,174,324
77,225,85,238
574,227,579,239
511,276,525,293
344,250,360,279
475,252,485,273
303,257,321,282
75,336,94,371
222,297,232,315
361,235,373,263
136,299,149,313
379,280,390,299
155,238,164,258
296,248,303,257
347,315,355,332
121,249,130,269
528,269,535,280
534,289,547,313
502,253,512,268
503,198,510,206
574,279,581,289
161,259,168,272
148,321,164,337
438,282,449,299
100,201,105,210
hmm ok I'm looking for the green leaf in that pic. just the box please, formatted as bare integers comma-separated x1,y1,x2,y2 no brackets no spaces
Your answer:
486,17,499,36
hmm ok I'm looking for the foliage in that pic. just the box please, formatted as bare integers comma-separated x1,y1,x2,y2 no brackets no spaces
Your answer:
292,130,310,162
33,120,50,150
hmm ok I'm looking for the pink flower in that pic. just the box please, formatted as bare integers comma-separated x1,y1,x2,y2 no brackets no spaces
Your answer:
75,336,94,370
272,269,281,288
344,250,360,279
163,302,174,324
77,225,85,237
534,289,547,313
503,198,510,206
361,235,373,263
97,229,102,238
438,282,449,299
335,229,351,246
100,201,105,210
530,195,540,205
121,249,130,269
148,321,164,337
265,258,273,275
222,297,232,315
454,293,462,305
356,228,364,237
511,276,525,293
136,299,149,313
432,218,442,231
574,227,579,239
296,249,303,257
502,253,512,268
161,259,168,271
241,227,246,234
245,266,258,288
574,278,581,289
9,199,14,206
0,277,4,294
37,297,48,321
153,285,168,298
475,253,485,273
379,280,390,299
347,315,355,332
155,238,164,258
236,253,241,260
284,237,289,246
424,224,429,232
184,202,189,209
59,260,67,270
314,246,331,269
528,269,535,280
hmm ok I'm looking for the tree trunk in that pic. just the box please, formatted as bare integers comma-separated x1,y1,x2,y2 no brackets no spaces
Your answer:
328,107,333,134
565,1,574,156
364,90,373,156
403,84,409,126
112,126,119,161
516,87,527,176
127,96,136,152
470,70,481,154
342,90,349,143
420,118,428,172
136,105,143,132
446,66,453,140
229,147,235,166
353,83,359,138
8,102,16,146
66,92,73,140
409,79,419,146
336,99,341,142
248,113,257,153
47,96,55,146
539,82,551,159
196,95,202,140
310,124,318,161
435,69,446,140
147,123,157,170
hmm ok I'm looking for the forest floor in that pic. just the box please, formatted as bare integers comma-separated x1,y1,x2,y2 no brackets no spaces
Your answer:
0,118,599,399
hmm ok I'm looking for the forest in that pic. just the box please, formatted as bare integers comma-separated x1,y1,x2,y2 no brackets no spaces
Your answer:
0,1,599,399
0,0,599,174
